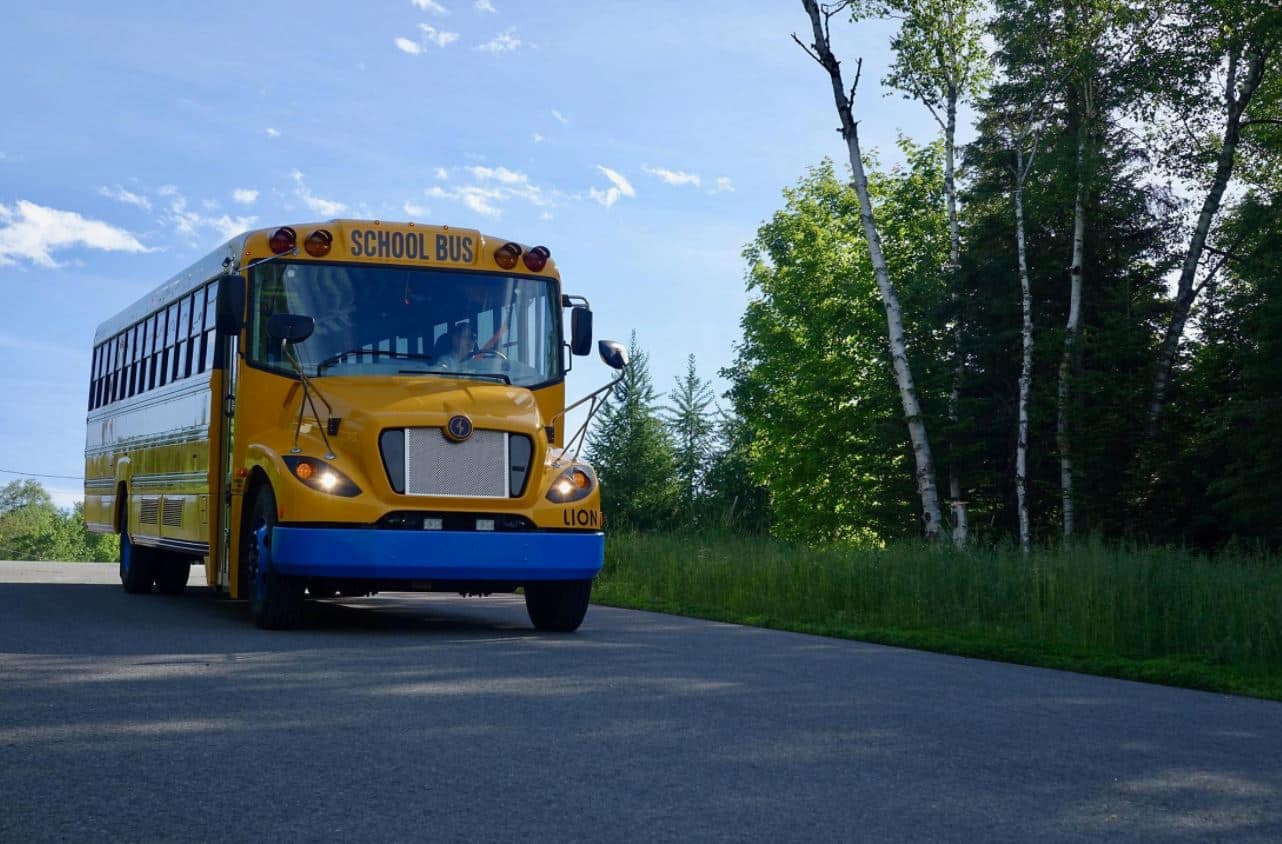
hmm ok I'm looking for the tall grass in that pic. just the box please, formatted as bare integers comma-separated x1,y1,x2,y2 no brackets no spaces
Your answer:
594,533,1282,698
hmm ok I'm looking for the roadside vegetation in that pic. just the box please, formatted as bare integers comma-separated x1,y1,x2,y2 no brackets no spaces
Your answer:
0,479,119,563
595,532,1282,700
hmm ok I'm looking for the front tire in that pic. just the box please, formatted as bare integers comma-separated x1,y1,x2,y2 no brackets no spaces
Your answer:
524,580,592,632
244,485,303,629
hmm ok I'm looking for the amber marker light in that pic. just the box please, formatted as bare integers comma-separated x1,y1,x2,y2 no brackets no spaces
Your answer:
304,229,333,257
522,245,550,272
294,462,314,481
494,242,522,270
269,227,297,254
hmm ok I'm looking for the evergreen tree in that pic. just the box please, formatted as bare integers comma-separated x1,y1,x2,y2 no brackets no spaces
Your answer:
585,332,678,531
662,354,717,520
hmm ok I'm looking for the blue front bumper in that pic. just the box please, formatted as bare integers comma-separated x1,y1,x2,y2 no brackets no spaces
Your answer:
269,527,604,582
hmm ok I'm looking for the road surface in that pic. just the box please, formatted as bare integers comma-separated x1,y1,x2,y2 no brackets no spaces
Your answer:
1,561,1280,842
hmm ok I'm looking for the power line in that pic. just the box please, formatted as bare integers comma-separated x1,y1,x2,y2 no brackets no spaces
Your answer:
0,467,84,481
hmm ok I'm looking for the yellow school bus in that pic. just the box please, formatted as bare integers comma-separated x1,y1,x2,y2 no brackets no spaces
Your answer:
84,219,627,630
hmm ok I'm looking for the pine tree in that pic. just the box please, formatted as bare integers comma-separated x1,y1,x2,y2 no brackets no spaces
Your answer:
585,332,678,531
662,354,717,520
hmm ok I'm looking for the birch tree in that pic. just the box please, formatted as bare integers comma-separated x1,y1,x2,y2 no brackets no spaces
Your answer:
850,0,990,545
795,0,945,540
1146,0,1278,436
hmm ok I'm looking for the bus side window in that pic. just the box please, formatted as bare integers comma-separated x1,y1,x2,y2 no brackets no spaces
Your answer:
160,304,176,387
148,313,162,391
128,324,141,398
200,283,216,373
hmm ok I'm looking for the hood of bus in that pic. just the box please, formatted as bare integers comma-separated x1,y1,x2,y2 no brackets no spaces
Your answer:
301,375,545,435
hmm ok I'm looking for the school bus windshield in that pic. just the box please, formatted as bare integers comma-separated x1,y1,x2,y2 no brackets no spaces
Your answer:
248,262,562,387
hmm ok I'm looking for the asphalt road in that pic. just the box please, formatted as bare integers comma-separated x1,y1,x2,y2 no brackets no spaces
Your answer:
1,562,1280,843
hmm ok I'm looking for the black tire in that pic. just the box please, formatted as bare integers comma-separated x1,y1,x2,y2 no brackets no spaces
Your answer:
244,484,304,629
153,555,191,595
119,505,153,594
524,580,593,632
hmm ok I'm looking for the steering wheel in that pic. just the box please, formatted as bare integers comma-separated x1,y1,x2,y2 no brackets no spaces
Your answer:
469,349,508,361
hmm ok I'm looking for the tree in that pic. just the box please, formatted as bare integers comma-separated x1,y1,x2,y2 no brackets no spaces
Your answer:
662,354,717,519
585,332,679,531
0,479,53,513
736,150,951,543
795,0,946,540
851,0,991,544
0,480,119,562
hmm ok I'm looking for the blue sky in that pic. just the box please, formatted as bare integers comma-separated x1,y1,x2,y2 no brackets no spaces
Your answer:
0,0,955,508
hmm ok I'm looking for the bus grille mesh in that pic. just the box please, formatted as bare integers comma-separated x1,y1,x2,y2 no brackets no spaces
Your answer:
139,498,160,525
161,498,184,528
405,428,508,498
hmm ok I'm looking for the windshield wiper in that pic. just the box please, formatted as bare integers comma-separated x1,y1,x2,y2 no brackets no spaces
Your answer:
317,349,435,374
398,370,511,385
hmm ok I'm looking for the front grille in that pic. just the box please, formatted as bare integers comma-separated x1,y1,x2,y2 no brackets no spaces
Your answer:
405,427,508,497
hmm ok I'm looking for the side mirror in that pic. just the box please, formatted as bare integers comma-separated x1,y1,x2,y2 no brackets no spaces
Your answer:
598,339,628,370
266,313,315,344
571,306,593,356
215,273,246,336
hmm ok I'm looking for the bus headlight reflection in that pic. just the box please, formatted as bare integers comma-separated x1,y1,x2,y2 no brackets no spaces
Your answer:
546,466,594,503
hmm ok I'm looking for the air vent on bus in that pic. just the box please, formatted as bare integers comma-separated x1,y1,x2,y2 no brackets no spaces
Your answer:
139,498,160,525
162,498,184,528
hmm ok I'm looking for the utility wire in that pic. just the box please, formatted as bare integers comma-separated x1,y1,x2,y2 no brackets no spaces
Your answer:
0,467,84,481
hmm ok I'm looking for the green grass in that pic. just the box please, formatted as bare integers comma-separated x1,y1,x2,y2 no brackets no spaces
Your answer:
593,532,1282,700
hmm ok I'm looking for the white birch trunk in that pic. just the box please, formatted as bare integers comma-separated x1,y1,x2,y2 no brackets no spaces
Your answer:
800,0,944,539
1014,147,1034,554
944,92,970,547
1058,123,1086,539
1148,44,1268,435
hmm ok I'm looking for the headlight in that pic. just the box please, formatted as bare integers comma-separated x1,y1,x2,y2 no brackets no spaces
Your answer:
282,456,362,497
545,465,595,503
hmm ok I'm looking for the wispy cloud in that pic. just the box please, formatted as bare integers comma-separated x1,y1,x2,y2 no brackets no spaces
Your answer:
475,0,496,11
404,200,427,217
99,185,152,211
232,188,259,205
532,132,544,143
551,110,568,125
419,24,460,47
427,165,556,218
478,28,520,52
0,200,151,267
290,171,345,217
162,190,257,242
428,185,503,217
434,167,449,180
643,166,702,188
712,176,734,193
265,127,281,138
412,0,449,13
394,37,423,55
589,165,636,208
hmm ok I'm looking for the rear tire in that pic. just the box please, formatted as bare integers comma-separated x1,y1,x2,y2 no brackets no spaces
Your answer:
153,556,191,595
244,484,303,629
524,580,592,632
119,506,153,594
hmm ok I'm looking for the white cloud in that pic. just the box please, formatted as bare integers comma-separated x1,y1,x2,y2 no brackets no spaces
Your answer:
551,110,568,125
468,165,526,185
712,176,735,193
643,166,702,188
404,200,427,216
590,165,636,208
0,200,151,267
162,191,257,242
532,132,544,143
429,185,502,217
98,185,152,211
394,37,423,55
291,170,346,217
427,165,558,218
156,184,179,197
418,24,460,47
475,0,497,11
434,167,449,180
232,188,259,205
478,28,520,52
265,127,281,138
412,0,449,13
201,198,220,210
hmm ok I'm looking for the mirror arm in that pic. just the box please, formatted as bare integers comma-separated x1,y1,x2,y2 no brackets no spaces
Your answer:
283,344,337,460
550,371,626,464
239,247,298,273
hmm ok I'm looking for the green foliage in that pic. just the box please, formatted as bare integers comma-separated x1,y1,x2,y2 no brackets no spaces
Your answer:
662,354,717,515
596,532,1282,700
585,332,679,531
0,480,119,562
733,147,951,543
